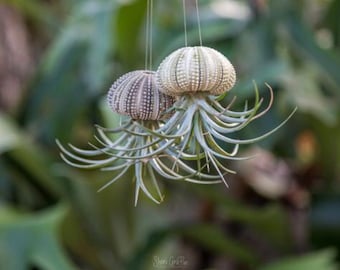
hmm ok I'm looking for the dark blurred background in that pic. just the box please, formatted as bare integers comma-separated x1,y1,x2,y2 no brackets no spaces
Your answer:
0,0,340,269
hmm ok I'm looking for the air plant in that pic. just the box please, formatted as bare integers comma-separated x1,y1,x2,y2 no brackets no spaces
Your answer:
57,70,221,205
129,46,296,187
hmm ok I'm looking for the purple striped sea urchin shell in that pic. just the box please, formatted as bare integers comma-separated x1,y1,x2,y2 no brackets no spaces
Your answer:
107,70,175,120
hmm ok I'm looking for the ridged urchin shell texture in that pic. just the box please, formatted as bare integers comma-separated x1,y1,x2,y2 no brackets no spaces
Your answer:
156,46,236,96
107,70,175,120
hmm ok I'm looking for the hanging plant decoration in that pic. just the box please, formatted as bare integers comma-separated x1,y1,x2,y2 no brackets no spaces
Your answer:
129,45,295,187
57,0,296,204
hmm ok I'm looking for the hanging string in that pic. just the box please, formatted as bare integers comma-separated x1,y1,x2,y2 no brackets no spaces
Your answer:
182,0,188,47
145,0,153,70
149,0,153,70
145,0,150,70
195,0,202,46
182,0,202,46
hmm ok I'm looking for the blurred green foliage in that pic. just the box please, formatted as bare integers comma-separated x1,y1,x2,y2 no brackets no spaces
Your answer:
1,0,340,269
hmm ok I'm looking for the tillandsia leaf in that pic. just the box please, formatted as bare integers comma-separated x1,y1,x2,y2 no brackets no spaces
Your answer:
202,108,298,145
207,154,237,175
247,83,274,121
165,145,206,161
199,110,246,133
89,136,137,157
117,99,190,139
169,127,205,169
206,151,229,188
67,143,111,156
93,140,174,160
95,127,163,152
94,127,131,148
149,158,198,181
131,104,196,139
165,154,209,178
88,126,172,161
97,164,132,192
208,82,273,121
147,163,164,201
197,99,255,124
193,115,250,161
134,154,162,205
205,83,263,125
98,138,162,152
149,157,222,184
95,119,133,133
101,161,135,172
164,157,221,181
56,140,120,169
204,132,240,157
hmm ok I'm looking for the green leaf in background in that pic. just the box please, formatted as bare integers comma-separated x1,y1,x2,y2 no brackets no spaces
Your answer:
0,114,61,198
259,249,338,270
98,97,123,142
229,60,288,101
310,197,340,255
79,1,116,93
0,113,62,201
323,0,340,47
115,0,147,69
192,186,291,249
0,204,76,270
156,19,248,63
0,113,20,154
219,204,291,249
181,224,258,264
275,0,340,98
126,222,258,270
280,66,337,125
5,0,58,31
21,0,117,144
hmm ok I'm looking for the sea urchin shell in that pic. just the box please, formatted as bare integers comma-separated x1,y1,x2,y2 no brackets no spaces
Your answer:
107,70,175,120
156,46,236,96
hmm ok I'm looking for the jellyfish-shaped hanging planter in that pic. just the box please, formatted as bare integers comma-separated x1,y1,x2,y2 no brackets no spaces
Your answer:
134,46,295,186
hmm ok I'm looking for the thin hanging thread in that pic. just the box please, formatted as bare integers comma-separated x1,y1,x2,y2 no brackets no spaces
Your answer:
149,0,153,70
182,0,202,46
182,0,188,47
145,0,149,69
145,0,153,70
195,0,202,46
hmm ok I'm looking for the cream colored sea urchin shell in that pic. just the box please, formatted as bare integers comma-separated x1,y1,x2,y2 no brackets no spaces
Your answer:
156,46,236,96
107,70,175,120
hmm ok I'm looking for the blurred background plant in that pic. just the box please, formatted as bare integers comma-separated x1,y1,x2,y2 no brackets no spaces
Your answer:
0,0,340,269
